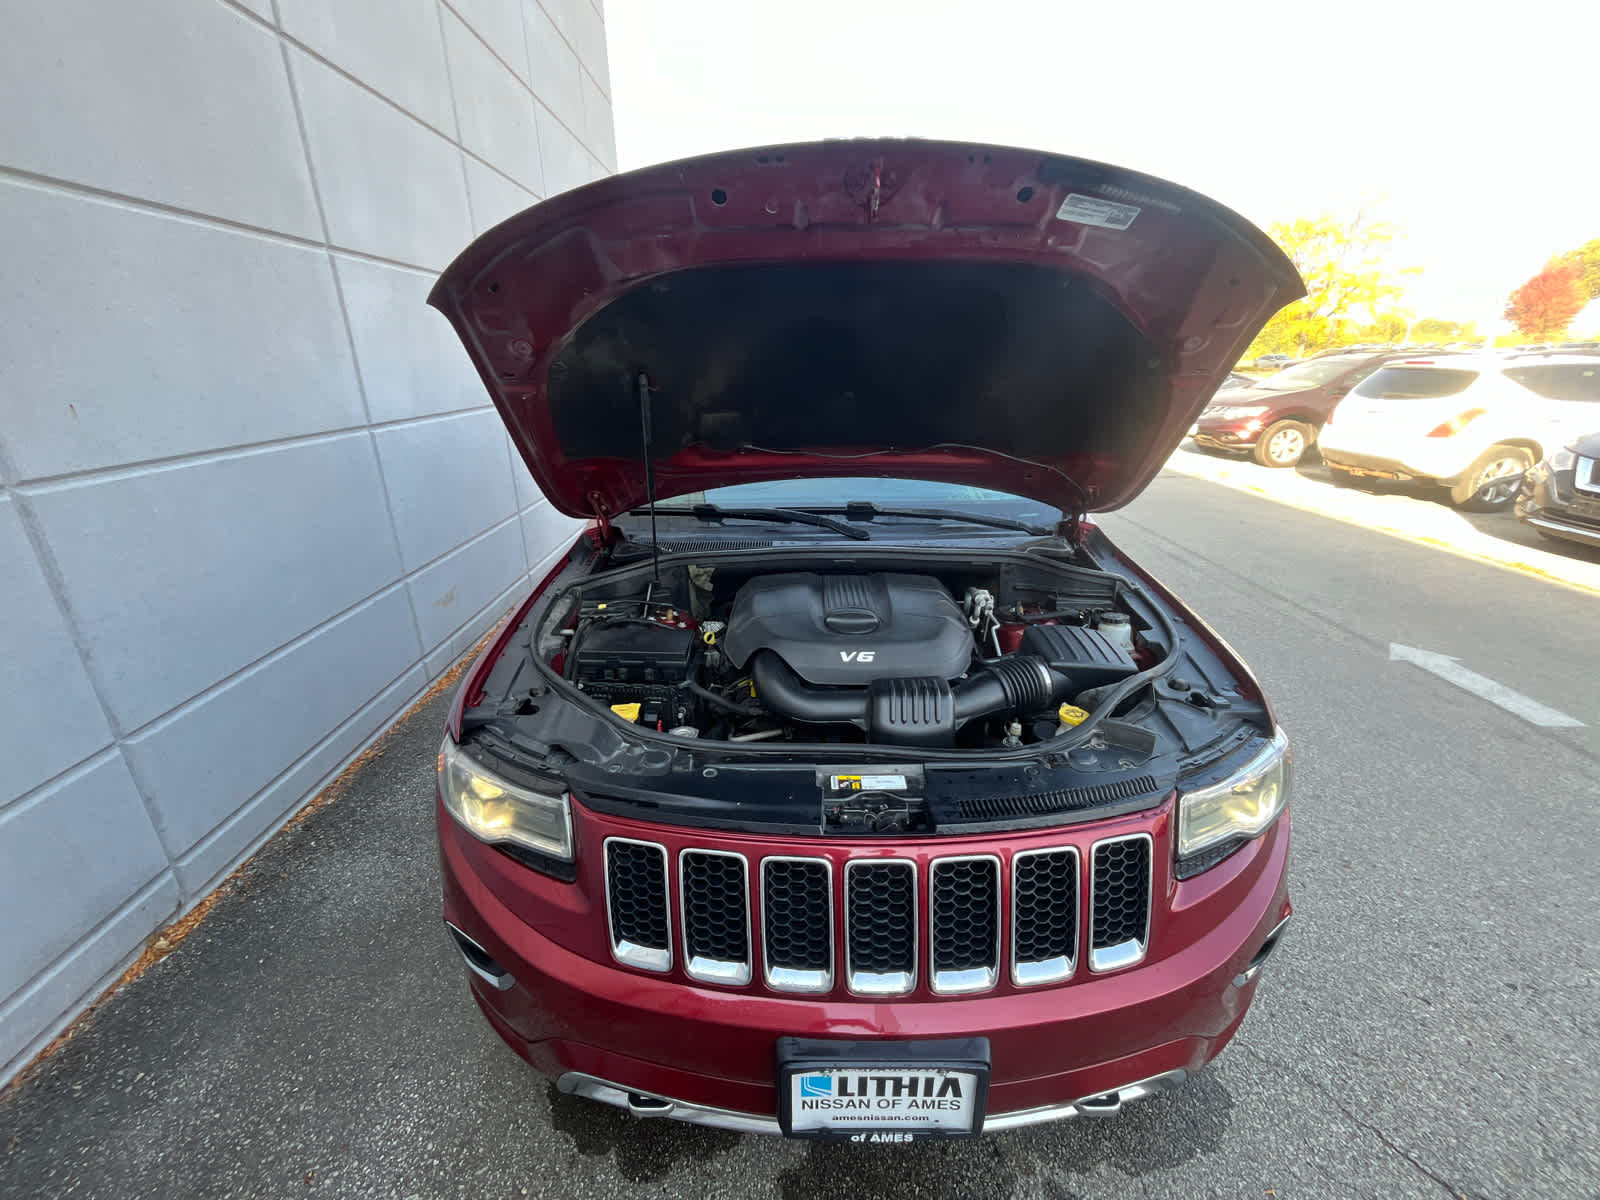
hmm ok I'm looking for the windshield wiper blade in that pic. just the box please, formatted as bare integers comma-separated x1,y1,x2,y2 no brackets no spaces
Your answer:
639,503,871,540
821,500,1055,536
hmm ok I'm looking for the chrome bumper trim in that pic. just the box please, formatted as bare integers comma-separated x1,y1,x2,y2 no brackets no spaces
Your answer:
1233,914,1291,988
556,1072,782,1134
1521,513,1600,549
554,1067,1190,1135
445,922,515,991
985,1070,1189,1128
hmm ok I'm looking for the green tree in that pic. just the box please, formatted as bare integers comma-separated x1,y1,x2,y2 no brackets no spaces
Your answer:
1552,238,1600,300
1245,212,1413,359
1357,312,1410,343
1412,318,1463,341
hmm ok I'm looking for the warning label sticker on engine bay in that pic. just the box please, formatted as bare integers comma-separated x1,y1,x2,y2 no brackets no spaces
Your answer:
829,774,909,793
1054,193,1140,230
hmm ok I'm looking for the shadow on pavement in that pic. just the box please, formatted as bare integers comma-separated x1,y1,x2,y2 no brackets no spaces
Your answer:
769,1072,1234,1200
547,1084,742,1182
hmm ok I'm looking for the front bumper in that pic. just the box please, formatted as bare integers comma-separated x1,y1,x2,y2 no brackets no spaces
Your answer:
1318,444,1470,484
1190,416,1264,450
439,795,1292,1133
1516,465,1600,549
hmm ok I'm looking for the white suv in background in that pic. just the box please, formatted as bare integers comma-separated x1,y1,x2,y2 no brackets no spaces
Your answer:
1318,355,1600,509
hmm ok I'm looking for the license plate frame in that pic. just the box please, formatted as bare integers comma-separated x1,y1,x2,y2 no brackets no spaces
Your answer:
776,1036,991,1141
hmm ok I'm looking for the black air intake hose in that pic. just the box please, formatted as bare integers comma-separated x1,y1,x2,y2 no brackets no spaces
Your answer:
747,651,869,728
748,650,1065,737
950,653,1059,723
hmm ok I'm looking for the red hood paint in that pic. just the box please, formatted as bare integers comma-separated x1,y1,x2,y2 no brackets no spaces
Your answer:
429,140,1303,519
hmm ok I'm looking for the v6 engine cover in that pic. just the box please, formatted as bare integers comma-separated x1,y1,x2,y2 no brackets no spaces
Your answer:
722,573,972,686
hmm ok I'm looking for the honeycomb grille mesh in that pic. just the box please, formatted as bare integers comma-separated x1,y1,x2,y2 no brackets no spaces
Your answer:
1013,850,1078,965
606,840,668,950
846,862,915,975
930,859,998,973
762,859,831,972
1091,838,1151,950
682,852,748,964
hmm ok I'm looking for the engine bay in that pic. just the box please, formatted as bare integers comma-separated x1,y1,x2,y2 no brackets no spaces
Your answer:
548,558,1161,751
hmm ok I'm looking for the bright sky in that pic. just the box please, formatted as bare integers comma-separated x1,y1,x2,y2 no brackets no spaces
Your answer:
606,0,1598,332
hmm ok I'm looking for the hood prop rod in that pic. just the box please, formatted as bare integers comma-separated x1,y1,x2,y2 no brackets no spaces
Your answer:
638,371,660,584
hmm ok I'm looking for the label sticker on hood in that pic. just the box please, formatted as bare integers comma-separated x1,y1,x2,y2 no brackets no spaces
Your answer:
1055,193,1140,230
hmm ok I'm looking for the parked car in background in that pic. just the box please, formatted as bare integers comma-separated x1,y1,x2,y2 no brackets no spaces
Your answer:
1515,430,1600,550
1190,349,1430,467
1254,353,1296,369
1319,355,1600,509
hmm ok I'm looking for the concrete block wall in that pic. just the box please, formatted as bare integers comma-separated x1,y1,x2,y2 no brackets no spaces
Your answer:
0,0,613,1082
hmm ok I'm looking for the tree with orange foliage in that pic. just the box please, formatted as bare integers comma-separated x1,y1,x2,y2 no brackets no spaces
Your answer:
1503,262,1585,340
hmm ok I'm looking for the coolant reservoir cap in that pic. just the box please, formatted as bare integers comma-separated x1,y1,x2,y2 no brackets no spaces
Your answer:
1058,703,1089,726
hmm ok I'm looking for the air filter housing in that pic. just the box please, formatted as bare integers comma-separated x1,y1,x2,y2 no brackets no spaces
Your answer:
1017,623,1138,692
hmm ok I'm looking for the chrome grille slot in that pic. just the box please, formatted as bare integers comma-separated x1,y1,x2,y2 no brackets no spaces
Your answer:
845,860,916,995
1011,847,1079,986
679,850,751,985
761,857,833,993
929,856,1000,994
604,838,671,972
1089,834,1152,972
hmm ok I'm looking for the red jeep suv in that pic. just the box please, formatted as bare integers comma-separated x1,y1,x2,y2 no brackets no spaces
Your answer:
426,141,1300,1140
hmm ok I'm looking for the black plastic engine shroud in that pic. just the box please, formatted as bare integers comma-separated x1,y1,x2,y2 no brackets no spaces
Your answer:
722,573,974,687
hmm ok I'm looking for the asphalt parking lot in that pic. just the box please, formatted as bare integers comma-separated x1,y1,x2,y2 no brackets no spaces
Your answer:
3,470,1597,1199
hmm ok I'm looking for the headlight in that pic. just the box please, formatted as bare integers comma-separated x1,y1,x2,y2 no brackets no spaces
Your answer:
1548,446,1577,471
438,738,573,862
1177,728,1291,860
1211,405,1267,420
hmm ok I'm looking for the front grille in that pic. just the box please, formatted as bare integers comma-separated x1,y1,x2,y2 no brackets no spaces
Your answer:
845,860,916,995
598,836,1152,991
680,850,750,985
604,838,671,971
762,857,832,992
929,857,1000,994
1089,834,1152,972
1011,847,1078,986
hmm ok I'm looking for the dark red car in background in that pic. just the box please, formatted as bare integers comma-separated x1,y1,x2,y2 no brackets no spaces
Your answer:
425,140,1302,1140
1191,349,1433,467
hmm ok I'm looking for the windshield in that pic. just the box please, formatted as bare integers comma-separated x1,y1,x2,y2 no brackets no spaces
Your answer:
680,477,1064,526
1254,357,1365,391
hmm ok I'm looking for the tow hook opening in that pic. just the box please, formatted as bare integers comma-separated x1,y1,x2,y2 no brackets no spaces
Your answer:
446,922,516,991
627,1093,674,1117
1076,1092,1123,1117
1234,915,1290,989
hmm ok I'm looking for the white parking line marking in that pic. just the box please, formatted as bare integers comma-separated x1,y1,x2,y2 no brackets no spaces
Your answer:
1389,644,1586,728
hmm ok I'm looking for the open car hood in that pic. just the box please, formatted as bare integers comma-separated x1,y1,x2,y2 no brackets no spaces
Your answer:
429,140,1303,520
